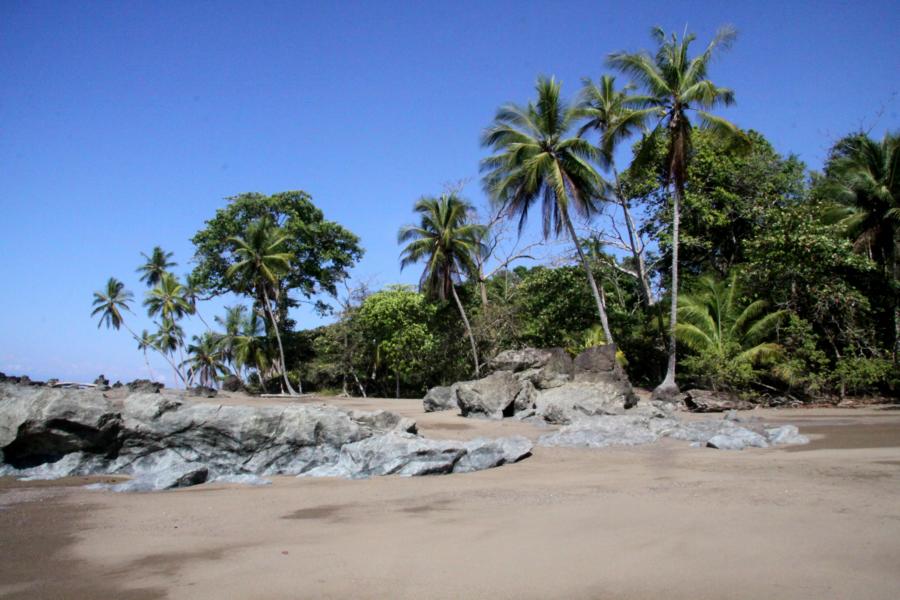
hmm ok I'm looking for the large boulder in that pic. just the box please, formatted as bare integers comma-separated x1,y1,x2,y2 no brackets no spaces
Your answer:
423,386,456,412
454,371,529,418
490,347,573,389
534,381,635,424
0,383,530,490
221,375,243,393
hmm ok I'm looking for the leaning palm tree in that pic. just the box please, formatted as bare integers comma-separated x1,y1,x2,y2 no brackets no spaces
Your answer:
214,305,249,376
144,272,193,323
137,246,177,288
676,274,786,390
136,329,158,381
181,272,212,331
481,76,616,344
821,132,900,358
233,311,271,381
398,194,487,376
182,333,229,388
91,277,185,383
155,317,187,384
227,217,298,395
608,25,745,400
577,75,656,306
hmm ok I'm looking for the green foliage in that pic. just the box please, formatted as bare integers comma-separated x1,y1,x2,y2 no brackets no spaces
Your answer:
675,274,786,390
182,333,229,388
830,357,898,395
91,277,133,331
515,266,596,348
356,287,438,396
136,247,177,288
191,191,363,305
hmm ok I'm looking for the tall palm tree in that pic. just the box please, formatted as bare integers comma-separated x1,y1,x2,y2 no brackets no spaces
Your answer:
608,25,745,400
91,277,185,384
182,333,229,388
577,75,656,306
676,274,786,390
822,132,900,359
233,311,271,381
214,305,248,376
136,329,158,381
227,217,298,395
182,272,212,331
398,194,487,376
155,317,187,384
144,272,193,322
481,76,616,344
137,246,177,288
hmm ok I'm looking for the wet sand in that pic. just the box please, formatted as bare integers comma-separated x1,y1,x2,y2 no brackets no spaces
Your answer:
2,398,899,599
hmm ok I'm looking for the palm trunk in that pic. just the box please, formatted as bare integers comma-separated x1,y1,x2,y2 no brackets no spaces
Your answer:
123,324,186,385
613,169,653,306
261,287,298,396
653,183,681,401
450,282,481,377
562,207,614,345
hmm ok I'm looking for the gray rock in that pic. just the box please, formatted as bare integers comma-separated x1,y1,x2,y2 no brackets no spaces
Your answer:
706,429,769,450
538,416,663,448
127,379,163,393
454,436,533,473
221,375,243,393
187,386,218,398
679,389,751,412
423,386,456,412
454,371,522,418
765,425,809,446
491,348,574,390
534,381,634,424
1,383,530,491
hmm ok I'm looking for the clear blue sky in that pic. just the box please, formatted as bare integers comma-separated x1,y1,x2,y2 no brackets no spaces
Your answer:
1,1,897,383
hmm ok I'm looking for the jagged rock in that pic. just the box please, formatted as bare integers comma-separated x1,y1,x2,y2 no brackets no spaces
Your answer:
187,386,218,398
93,375,110,388
112,381,123,388
765,425,809,446
303,432,532,478
706,429,769,450
221,375,243,392
535,381,635,424
679,389,752,412
454,371,523,418
490,348,573,389
127,379,163,393
18,376,31,386
0,383,528,491
423,386,456,412
538,415,664,448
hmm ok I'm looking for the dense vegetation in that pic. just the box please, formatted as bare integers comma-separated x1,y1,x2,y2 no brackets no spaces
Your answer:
93,26,898,400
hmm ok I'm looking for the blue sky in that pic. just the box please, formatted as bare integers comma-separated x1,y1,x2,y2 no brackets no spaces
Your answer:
1,1,897,383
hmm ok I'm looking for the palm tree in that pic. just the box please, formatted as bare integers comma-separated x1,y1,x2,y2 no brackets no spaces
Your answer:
155,317,188,384
214,305,248,376
577,75,656,306
136,329,158,381
233,311,271,381
91,277,185,384
137,246,177,288
481,76,616,344
398,194,487,376
91,277,134,331
144,272,193,322
182,272,212,331
227,217,298,395
608,25,745,400
821,132,900,359
676,274,786,390
182,333,229,388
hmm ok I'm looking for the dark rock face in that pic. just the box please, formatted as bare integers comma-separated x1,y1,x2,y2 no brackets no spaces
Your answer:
126,379,164,394
187,386,218,398
679,389,752,412
0,384,530,490
221,375,243,392
93,375,110,388
423,386,456,413
454,371,525,418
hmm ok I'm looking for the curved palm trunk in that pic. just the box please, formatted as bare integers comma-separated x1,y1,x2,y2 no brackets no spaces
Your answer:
653,183,681,401
561,207,615,346
261,287,299,396
450,282,480,377
123,323,186,386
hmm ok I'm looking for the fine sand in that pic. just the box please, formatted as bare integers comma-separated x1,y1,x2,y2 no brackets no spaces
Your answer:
2,395,899,599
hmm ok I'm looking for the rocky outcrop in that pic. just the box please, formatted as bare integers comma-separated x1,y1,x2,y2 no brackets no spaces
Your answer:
0,384,530,491
490,347,574,389
538,412,809,451
423,386,456,412
454,371,525,418
534,381,635,424
221,375,244,393
678,389,752,412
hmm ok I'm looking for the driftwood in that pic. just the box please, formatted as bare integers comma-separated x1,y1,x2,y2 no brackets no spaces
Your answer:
50,382,97,389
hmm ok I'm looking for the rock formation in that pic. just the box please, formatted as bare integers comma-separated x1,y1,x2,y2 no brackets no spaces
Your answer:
0,384,532,491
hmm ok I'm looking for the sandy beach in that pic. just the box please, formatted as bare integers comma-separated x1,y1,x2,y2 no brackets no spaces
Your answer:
2,396,899,600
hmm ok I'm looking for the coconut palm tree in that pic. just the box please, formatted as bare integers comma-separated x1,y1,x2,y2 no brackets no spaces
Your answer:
676,274,786,390
182,333,229,388
182,272,212,331
821,132,900,358
144,272,193,322
136,329,158,381
155,317,188,384
398,194,487,376
233,311,271,381
577,75,656,306
214,305,248,376
227,217,298,395
481,76,616,345
608,25,745,400
91,277,185,384
137,246,177,288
